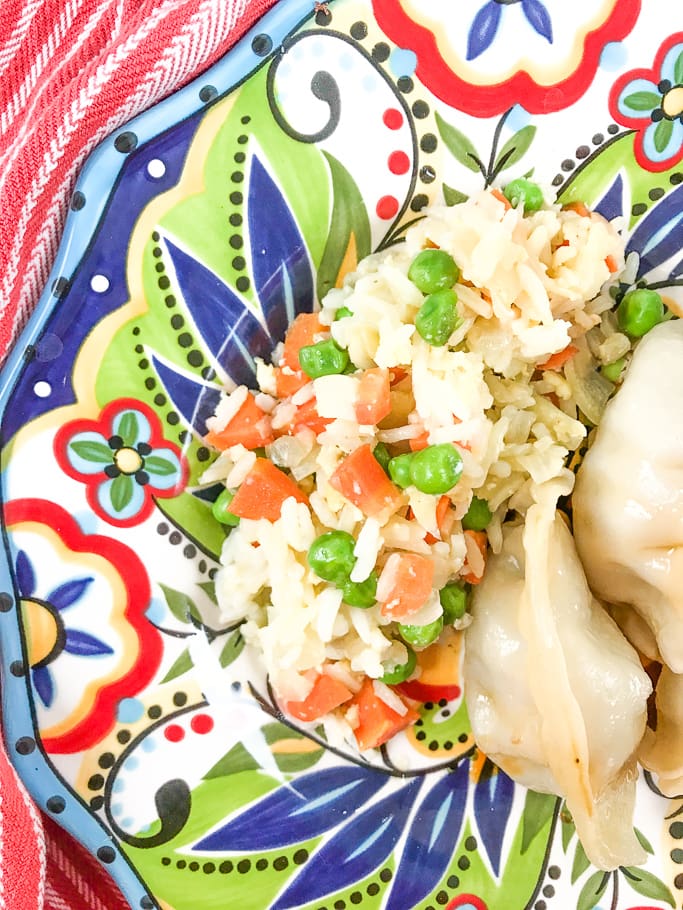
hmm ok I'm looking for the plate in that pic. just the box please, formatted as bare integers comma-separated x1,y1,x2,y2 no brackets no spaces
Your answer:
1,1,682,908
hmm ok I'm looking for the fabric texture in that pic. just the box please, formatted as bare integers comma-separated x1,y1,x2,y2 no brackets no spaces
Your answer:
0,0,277,906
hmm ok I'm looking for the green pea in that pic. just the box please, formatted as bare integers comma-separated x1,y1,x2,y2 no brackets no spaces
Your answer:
380,645,417,685
388,452,415,489
600,357,626,383
299,338,349,378
462,495,492,531
503,178,544,213
439,582,468,624
212,488,240,526
398,615,444,649
335,306,353,320
415,289,461,346
342,572,378,608
308,531,356,583
373,442,392,473
408,249,460,294
409,444,463,495
616,288,664,338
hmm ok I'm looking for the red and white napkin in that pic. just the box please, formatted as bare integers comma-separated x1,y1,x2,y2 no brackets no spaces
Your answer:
0,1,277,906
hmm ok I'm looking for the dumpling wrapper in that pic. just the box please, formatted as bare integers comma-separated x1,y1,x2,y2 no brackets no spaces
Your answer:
464,487,651,870
573,318,683,673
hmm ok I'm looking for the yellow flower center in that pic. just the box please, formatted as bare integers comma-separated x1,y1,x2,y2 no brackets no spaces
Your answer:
21,599,59,666
662,85,683,119
114,446,143,475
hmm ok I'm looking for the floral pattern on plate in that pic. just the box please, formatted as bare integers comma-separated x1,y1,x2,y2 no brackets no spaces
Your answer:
0,1,682,909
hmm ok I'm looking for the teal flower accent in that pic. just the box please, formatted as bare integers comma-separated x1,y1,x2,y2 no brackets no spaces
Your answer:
54,398,188,527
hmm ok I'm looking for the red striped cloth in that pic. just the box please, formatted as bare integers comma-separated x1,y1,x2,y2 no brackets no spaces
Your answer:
0,1,277,907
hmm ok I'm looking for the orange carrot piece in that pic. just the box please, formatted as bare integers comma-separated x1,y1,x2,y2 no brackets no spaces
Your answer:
281,312,325,372
291,396,333,436
379,552,434,619
423,495,454,545
389,366,409,386
228,458,308,521
351,678,419,751
285,673,354,722
491,188,512,210
461,529,488,585
563,201,590,217
274,365,310,399
329,444,403,520
354,368,392,425
409,430,430,452
537,344,578,372
205,394,274,451
605,254,619,274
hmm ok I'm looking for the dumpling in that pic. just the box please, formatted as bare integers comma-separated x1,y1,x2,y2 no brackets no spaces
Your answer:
464,485,651,870
573,318,683,673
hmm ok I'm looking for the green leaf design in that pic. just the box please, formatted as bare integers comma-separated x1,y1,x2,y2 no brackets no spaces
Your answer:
571,839,590,884
219,628,245,668
560,803,576,852
117,410,139,446
494,125,537,174
634,826,655,855
144,455,177,477
160,647,194,683
159,583,201,625
576,870,609,910
674,49,683,86
316,152,371,302
110,473,134,512
623,90,661,111
435,111,482,173
204,722,323,778
198,580,217,604
443,184,469,207
520,790,557,853
654,117,674,153
70,440,113,463
621,866,675,906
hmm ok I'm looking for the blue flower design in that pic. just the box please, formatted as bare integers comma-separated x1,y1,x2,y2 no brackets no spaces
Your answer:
15,548,113,707
467,0,553,61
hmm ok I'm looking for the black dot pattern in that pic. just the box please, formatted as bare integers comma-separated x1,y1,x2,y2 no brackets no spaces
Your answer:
15,736,35,755
114,131,138,153
46,795,66,813
97,846,116,863
252,34,273,57
199,85,217,103
71,191,86,210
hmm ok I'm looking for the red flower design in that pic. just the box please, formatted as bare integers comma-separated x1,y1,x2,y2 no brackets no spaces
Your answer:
372,0,641,116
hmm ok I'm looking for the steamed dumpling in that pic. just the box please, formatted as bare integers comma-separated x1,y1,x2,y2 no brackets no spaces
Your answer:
573,319,683,672
464,488,651,870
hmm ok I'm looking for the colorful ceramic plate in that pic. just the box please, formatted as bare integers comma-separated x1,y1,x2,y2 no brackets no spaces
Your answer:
1,1,682,908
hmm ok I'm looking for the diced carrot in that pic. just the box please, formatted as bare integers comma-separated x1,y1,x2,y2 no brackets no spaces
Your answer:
329,444,403,520
425,495,455,544
423,238,439,249
281,312,325,371
378,552,434,619
461,529,488,585
605,254,619,274
354,368,391,425
350,678,419,751
563,201,590,217
205,393,274,451
284,672,354,722
228,458,308,521
537,344,578,372
389,366,409,386
409,430,430,452
490,188,512,210
274,365,310,399
291,396,333,436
